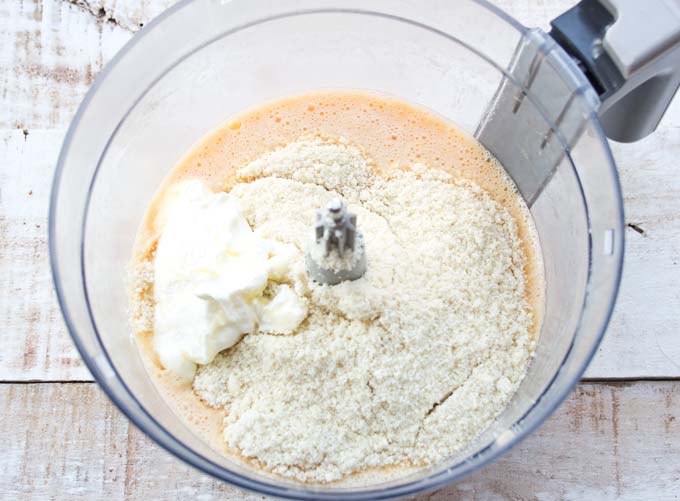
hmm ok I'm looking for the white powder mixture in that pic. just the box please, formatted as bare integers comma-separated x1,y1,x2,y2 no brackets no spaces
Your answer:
190,138,535,483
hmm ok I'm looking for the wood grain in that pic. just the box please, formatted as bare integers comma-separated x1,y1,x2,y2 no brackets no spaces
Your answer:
598,129,680,378
0,130,91,381
0,0,174,130
1,382,678,499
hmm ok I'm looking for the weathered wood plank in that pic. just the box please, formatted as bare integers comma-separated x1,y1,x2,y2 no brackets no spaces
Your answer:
0,382,264,499
3,120,679,381
1,0,679,381
591,129,680,378
0,0,570,131
1,382,678,499
0,129,91,380
494,0,575,29
3,0,679,132
0,0,173,130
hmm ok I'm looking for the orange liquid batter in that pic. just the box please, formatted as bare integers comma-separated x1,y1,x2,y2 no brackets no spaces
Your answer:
131,90,544,484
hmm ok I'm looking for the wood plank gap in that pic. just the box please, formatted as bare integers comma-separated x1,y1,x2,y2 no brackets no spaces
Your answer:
581,376,680,383
3,380,679,498
0,379,96,384
4,377,680,385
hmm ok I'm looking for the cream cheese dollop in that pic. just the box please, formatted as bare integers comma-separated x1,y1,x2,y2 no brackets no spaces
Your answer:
153,180,307,380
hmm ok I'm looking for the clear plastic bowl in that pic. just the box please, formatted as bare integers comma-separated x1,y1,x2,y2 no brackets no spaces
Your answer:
50,0,624,498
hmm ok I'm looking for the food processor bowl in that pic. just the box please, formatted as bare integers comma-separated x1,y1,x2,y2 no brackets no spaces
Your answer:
50,0,637,498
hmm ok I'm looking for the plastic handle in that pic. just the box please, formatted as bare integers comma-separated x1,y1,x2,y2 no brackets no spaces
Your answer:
550,0,680,142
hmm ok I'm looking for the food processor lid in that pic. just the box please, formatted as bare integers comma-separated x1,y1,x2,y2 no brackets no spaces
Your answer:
477,0,680,205
551,0,680,143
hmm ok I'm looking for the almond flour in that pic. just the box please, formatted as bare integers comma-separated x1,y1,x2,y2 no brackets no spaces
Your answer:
190,138,535,483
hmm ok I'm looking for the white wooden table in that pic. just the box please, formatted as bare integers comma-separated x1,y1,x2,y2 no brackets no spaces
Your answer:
2,0,679,498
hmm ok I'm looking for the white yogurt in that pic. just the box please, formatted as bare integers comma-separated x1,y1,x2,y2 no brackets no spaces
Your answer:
153,180,307,380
